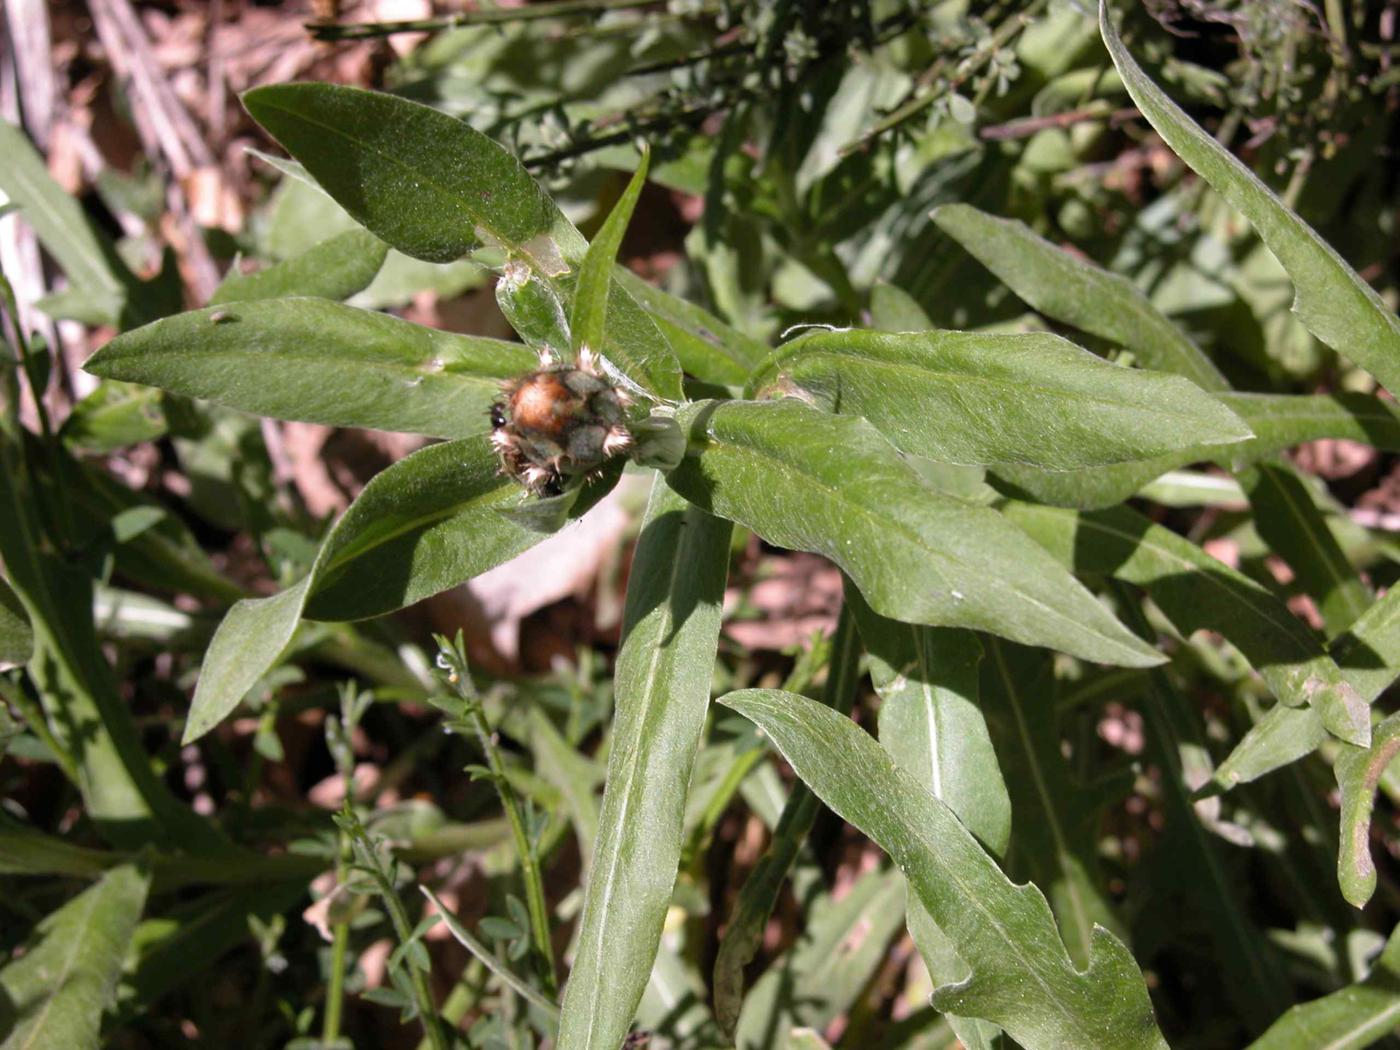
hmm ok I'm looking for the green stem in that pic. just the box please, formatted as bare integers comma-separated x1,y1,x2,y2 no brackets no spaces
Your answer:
0,674,81,786
466,704,558,993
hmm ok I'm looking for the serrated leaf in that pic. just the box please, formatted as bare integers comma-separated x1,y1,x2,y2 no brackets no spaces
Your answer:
572,149,649,356
0,864,150,1050
1247,923,1400,1050
1001,501,1369,745
932,203,1227,390
747,329,1250,471
184,438,575,742
1101,2,1400,393
664,399,1163,668
209,228,388,305
86,298,534,440
241,83,681,400
719,689,1166,1050
556,479,731,1050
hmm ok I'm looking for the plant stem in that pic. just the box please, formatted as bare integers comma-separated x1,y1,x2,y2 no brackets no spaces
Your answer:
308,0,666,40
465,702,558,994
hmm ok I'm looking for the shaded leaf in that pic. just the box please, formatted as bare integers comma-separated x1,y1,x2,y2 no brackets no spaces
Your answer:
0,575,33,666
184,438,566,742
0,864,150,1050
1240,462,1370,638
1101,2,1400,393
59,381,167,453
1248,924,1400,1050
614,268,767,386
720,689,1167,1050
665,399,1163,667
1002,501,1370,745
209,228,388,305
932,203,1227,390
556,479,731,1050
747,329,1250,471
981,641,1125,968
86,298,534,440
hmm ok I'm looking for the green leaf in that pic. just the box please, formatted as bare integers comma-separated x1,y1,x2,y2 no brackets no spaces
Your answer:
86,298,535,439
1240,462,1370,638
931,203,1227,391
1001,501,1370,747
713,604,862,1038
665,399,1164,668
1334,711,1400,908
241,83,681,401
613,268,767,386
1247,924,1400,1050
850,590,1008,1050
747,329,1251,470
1205,570,1400,791
1100,2,1400,393
0,575,33,665
995,392,1400,510
734,868,908,1050
209,228,388,305
184,437,559,743
572,149,649,357
719,689,1167,1050
0,121,148,328
869,281,933,332
0,864,150,1050
59,381,167,453
556,479,731,1050
981,642,1126,969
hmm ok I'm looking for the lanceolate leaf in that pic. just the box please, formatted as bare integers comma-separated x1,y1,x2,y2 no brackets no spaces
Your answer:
931,203,1227,391
209,228,388,305
1001,501,1369,746
0,864,150,1050
665,400,1163,668
556,480,731,1050
720,689,1167,1050
86,298,534,440
184,438,569,743
747,329,1250,470
996,392,1400,510
613,268,767,385
981,642,1125,968
1101,2,1400,394
572,149,649,357
1334,712,1400,909
1248,924,1400,1050
241,83,682,400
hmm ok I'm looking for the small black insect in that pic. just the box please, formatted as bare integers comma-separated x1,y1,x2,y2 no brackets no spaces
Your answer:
489,402,508,430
